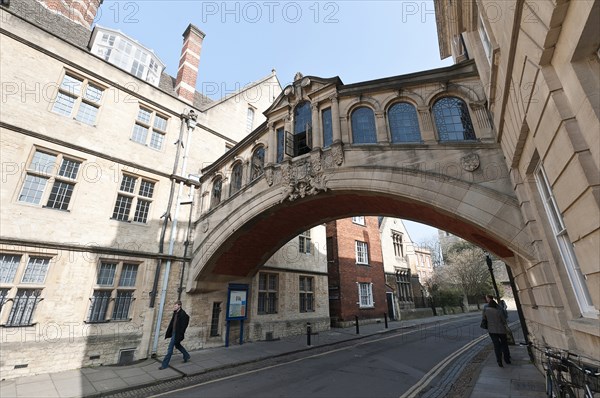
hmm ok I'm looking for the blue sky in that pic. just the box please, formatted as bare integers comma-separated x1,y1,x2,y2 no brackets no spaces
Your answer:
95,0,446,243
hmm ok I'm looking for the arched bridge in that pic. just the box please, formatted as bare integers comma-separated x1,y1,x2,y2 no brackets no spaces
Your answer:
187,61,534,292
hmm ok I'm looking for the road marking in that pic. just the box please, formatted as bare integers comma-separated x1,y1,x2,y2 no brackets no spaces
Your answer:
399,320,520,398
149,316,481,397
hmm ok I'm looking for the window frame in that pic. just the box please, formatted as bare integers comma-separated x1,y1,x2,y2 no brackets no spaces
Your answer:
87,260,139,323
388,102,422,143
351,106,377,144
352,216,365,226
250,147,265,182
391,230,404,257
357,282,374,308
0,253,51,327
130,106,169,151
534,165,597,318
210,176,223,209
299,276,315,313
355,241,369,265
298,230,312,254
111,174,156,224
257,272,278,315
17,148,83,211
432,96,476,142
51,72,105,126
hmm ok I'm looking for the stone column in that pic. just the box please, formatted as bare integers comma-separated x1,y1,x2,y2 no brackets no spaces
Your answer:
311,103,321,149
266,123,276,165
330,93,342,144
375,111,388,143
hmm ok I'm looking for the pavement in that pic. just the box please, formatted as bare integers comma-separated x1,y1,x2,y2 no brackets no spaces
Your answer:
0,312,546,398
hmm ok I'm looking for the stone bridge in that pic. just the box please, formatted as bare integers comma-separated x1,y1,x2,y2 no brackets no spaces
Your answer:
186,61,534,292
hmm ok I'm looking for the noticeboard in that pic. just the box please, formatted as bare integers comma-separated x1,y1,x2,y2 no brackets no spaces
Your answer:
226,284,248,320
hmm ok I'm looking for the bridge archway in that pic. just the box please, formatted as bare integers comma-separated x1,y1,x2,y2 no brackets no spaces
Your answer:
188,150,532,291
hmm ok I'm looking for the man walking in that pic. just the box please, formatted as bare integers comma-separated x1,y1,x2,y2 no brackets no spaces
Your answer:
159,300,191,369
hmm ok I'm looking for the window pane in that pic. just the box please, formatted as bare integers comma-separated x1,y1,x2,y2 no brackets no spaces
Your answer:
246,108,255,133
211,179,222,208
75,102,99,125
131,123,148,144
276,128,285,163
112,291,134,320
7,289,41,326
21,257,50,283
433,97,476,141
19,174,48,204
149,131,164,150
322,108,333,148
250,148,265,180
84,84,103,103
133,199,151,223
137,108,151,124
112,195,132,220
389,102,421,143
118,264,138,286
58,158,81,179
60,75,82,95
230,163,243,196
120,175,137,193
52,92,76,116
88,290,111,322
138,180,155,198
97,262,117,285
351,107,377,144
46,181,74,210
30,151,57,174
294,102,311,134
153,114,167,131
0,254,21,283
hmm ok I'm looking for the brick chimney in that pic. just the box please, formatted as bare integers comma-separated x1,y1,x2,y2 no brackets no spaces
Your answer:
38,0,103,29
175,24,205,104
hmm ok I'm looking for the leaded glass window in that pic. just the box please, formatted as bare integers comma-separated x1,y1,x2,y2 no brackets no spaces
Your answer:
351,107,377,144
432,97,476,141
388,102,421,143
230,163,243,196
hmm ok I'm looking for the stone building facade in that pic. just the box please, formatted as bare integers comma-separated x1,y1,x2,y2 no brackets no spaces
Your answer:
380,217,432,319
0,0,336,380
326,217,388,327
435,0,599,357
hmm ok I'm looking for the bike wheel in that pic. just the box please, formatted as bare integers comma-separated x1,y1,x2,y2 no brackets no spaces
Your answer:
559,384,577,398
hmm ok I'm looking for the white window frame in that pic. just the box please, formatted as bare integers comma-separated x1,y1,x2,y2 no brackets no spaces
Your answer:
352,216,365,225
299,230,311,254
52,72,104,126
355,241,369,265
17,148,83,211
357,282,374,308
246,107,255,133
535,165,598,318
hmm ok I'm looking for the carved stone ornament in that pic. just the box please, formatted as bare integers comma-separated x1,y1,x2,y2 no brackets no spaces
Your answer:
277,157,327,203
461,153,480,172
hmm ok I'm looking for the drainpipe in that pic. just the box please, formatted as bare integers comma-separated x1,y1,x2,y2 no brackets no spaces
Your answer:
151,109,197,356
149,114,187,308
178,185,196,300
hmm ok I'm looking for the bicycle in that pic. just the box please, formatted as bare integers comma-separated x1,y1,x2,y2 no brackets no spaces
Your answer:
565,354,600,398
530,344,576,397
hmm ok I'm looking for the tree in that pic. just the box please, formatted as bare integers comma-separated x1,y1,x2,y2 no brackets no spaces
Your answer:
438,242,492,306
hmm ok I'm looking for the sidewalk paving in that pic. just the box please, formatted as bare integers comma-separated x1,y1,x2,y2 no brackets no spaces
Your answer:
0,313,546,398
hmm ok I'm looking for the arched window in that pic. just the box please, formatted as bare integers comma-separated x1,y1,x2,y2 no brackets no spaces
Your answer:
432,97,476,141
229,162,243,196
351,107,377,144
211,177,222,209
293,101,312,156
250,147,265,181
388,102,421,143
246,108,255,133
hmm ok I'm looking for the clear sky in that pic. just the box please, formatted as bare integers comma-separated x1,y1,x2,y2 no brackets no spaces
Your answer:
95,0,447,242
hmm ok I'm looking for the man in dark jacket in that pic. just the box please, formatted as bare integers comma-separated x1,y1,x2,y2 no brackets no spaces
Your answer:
159,300,191,369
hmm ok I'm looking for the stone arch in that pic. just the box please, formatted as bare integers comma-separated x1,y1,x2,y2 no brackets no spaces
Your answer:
425,83,482,106
188,157,534,289
381,91,424,111
344,96,382,117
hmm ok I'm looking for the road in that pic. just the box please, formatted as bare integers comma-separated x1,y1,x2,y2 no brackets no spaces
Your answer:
152,315,488,398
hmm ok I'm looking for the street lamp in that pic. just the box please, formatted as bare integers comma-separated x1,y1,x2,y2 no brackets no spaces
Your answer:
486,253,500,300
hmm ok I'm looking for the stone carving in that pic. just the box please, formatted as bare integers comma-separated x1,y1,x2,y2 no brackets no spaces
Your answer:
279,157,327,203
461,153,480,172
265,166,275,186
331,142,344,166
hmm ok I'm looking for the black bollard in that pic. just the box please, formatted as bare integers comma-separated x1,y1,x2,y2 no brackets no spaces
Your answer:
355,316,360,334
306,322,312,346
384,312,388,329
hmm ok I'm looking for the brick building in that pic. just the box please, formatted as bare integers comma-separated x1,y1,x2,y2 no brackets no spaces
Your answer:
326,217,387,327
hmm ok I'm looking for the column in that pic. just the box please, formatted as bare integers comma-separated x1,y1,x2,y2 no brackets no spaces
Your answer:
311,103,322,150
266,123,276,165
375,111,388,143
330,93,342,144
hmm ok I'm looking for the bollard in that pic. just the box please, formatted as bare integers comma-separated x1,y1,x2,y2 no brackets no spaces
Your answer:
384,312,388,329
355,316,360,334
306,322,312,346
